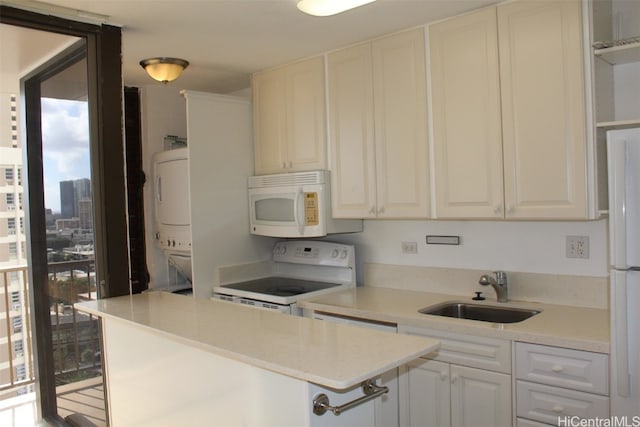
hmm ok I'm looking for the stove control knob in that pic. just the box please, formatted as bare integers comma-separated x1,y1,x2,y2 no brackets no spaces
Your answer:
331,249,339,258
340,250,348,259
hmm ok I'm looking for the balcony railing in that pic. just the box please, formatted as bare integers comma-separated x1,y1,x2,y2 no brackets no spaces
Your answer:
1,259,100,398
0,265,33,396
48,260,101,386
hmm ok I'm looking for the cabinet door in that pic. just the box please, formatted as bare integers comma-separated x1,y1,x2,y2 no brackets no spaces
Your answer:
429,7,504,219
372,28,429,218
285,56,327,172
400,358,451,427
498,0,587,219
450,365,511,427
253,69,287,174
328,43,377,218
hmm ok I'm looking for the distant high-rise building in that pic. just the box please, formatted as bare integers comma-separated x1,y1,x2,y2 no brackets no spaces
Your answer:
74,178,91,209
1,93,25,267
78,198,93,230
60,178,91,219
60,180,75,218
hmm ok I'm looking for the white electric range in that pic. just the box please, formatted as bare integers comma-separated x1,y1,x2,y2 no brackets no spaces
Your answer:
213,240,356,315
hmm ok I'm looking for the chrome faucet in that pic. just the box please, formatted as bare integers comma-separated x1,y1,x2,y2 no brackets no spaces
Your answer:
478,271,508,302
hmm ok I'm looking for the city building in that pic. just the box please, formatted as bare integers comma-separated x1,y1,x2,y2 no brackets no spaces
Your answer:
78,198,93,230
59,178,91,220
59,180,74,219
0,92,31,400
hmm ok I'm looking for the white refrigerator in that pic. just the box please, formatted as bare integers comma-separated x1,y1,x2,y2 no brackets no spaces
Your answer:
607,128,640,416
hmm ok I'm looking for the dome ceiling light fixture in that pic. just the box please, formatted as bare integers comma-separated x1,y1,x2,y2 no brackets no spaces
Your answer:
139,57,189,83
296,0,376,17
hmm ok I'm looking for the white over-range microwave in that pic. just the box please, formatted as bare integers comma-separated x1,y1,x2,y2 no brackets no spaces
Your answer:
248,170,362,238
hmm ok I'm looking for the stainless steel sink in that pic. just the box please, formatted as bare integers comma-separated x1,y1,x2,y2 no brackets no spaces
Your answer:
419,302,540,324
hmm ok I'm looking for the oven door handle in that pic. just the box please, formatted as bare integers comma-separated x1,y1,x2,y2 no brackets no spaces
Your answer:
295,188,305,235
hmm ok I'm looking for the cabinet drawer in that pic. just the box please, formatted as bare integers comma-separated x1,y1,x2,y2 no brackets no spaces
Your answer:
515,342,608,395
399,325,511,373
516,381,609,425
516,417,552,427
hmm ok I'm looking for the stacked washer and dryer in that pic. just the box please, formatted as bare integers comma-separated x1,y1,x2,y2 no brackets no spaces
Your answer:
152,147,193,294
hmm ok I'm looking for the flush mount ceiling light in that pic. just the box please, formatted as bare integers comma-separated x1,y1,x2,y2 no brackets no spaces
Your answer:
297,0,376,16
139,57,189,83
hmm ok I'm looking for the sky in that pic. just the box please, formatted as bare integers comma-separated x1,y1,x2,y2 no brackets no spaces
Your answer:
41,97,91,213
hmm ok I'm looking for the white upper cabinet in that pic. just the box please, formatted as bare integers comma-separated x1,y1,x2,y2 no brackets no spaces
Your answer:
372,28,430,218
328,28,429,219
498,0,587,219
327,43,377,218
430,7,504,219
252,56,327,175
430,0,590,219
252,68,286,174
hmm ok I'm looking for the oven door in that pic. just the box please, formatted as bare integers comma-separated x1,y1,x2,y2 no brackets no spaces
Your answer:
248,186,324,237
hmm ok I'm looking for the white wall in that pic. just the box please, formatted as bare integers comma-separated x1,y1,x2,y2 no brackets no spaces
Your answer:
183,91,274,298
614,62,640,121
327,218,609,281
140,84,187,288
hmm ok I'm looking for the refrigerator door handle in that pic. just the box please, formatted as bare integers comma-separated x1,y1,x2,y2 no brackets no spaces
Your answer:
612,271,631,397
608,139,628,269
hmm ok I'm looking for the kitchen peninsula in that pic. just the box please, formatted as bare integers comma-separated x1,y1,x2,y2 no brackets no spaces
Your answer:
75,292,439,427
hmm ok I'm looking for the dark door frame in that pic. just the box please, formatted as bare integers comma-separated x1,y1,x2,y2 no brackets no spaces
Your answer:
1,5,130,422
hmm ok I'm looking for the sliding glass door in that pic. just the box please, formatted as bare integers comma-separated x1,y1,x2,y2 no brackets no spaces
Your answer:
27,40,107,425
2,5,129,425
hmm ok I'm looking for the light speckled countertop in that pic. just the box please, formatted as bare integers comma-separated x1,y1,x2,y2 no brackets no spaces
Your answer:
298,287,609,354
75,292,439,389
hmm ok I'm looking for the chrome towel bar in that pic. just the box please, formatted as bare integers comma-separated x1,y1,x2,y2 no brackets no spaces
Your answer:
312,379,389,416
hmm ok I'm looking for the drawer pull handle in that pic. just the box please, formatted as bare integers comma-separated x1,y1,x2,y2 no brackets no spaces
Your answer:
551,365,564,373
552,405,564,414
440,371,448,381
451,374,458,384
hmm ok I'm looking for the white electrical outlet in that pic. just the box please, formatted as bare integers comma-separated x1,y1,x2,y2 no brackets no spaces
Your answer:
566,236,589,259
401,241,418,254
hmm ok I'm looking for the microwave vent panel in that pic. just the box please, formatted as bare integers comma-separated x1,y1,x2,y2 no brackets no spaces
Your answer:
248,171,327,188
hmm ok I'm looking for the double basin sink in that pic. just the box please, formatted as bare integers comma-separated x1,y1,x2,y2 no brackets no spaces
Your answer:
419,301,540,324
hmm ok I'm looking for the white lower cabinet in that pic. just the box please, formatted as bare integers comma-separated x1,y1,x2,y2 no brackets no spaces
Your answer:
398,326,512,427
401,359,451,426
514,342,610,426
401,358,511,427
304,316,611,427
450,364,511,427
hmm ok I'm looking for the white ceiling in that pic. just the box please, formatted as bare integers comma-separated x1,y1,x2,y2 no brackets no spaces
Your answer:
3,0,497,93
